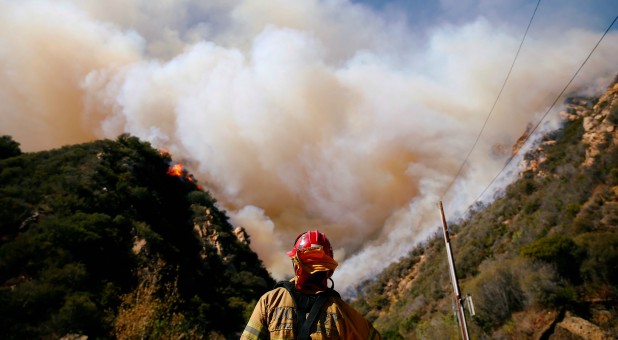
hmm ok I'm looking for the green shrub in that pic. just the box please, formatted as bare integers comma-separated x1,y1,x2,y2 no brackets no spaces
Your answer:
577,232,618,289
520,235,582,283
468,259,525,329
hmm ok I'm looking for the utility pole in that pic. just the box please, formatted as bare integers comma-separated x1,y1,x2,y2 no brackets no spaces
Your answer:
438,201,470,340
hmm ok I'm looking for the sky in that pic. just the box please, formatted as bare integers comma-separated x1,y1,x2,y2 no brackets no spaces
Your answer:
1,0,617,291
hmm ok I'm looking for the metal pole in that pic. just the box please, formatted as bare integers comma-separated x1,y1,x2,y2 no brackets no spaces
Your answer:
438,201,470,340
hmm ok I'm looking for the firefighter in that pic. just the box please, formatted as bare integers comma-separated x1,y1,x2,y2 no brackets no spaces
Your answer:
241,230,381,340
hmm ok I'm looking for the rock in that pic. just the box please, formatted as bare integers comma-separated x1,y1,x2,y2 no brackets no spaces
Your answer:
233,226,250,245
132,238,147,254
60,335,88,340
550,313,613,340
583,116,595,131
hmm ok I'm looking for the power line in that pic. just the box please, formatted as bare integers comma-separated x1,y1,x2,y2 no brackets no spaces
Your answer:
441,0,542,200
472,14,618,204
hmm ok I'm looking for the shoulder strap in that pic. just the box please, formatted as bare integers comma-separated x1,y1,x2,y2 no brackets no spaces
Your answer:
298,293,329,340
274,281,335,340
273,280,295,290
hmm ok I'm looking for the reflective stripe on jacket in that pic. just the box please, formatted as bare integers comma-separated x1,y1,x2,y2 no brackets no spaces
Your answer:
241,287,381,340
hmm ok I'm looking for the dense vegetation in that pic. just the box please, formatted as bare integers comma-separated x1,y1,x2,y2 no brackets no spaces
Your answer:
0,134,274,339
352,84,618,338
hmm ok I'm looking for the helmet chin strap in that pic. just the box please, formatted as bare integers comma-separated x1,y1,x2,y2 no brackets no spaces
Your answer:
292,257,301,276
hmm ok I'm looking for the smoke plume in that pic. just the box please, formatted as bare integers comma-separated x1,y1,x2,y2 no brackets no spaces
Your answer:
1,0,617,290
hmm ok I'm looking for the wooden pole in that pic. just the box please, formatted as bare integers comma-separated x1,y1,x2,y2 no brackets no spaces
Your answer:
438,201,470,340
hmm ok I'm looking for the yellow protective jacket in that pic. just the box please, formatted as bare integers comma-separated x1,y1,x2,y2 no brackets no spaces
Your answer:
241,286,381,340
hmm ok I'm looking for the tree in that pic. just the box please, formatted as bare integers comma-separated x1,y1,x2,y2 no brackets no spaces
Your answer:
0,135,21,159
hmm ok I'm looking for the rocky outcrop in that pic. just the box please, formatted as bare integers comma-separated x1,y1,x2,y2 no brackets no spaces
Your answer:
520,139,555,177
550,312,615,340
521,76,618,174
581,80,618,167
233,226,250,245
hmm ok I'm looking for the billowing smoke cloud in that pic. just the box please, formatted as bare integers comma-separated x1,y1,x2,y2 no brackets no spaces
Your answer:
1,0,617,290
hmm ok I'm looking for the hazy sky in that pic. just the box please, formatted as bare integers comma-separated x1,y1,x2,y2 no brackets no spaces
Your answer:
1,0,616,290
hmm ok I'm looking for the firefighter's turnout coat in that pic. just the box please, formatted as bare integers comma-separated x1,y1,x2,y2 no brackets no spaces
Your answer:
241,285,381,340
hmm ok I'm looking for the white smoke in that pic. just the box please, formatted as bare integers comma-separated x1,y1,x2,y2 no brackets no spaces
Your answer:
1,0,617,290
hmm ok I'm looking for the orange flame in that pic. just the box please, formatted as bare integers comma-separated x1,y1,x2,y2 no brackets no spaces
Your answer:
164,148,203,191
166,162,203,191
167,163,184,177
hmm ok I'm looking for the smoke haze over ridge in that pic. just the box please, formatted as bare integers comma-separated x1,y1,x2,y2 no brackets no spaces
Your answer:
1,0,617,290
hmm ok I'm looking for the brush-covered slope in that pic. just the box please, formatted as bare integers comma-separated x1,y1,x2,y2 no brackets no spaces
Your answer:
0,134,274,339
352,78,618,339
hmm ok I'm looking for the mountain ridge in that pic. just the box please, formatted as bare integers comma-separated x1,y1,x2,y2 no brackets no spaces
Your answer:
351,75,618,339
0,134,274,339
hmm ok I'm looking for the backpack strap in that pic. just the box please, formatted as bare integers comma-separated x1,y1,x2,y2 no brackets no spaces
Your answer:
298,293,329,340
274,281,336,340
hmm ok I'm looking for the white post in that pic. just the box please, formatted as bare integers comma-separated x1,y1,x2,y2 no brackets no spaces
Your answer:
438,201,470,340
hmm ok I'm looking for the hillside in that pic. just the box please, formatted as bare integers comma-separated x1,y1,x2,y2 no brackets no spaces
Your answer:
352,77,618,339
2,79,616,340
0,134,274,339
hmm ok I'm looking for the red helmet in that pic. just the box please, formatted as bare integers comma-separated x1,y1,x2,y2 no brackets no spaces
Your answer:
287,230,334,259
